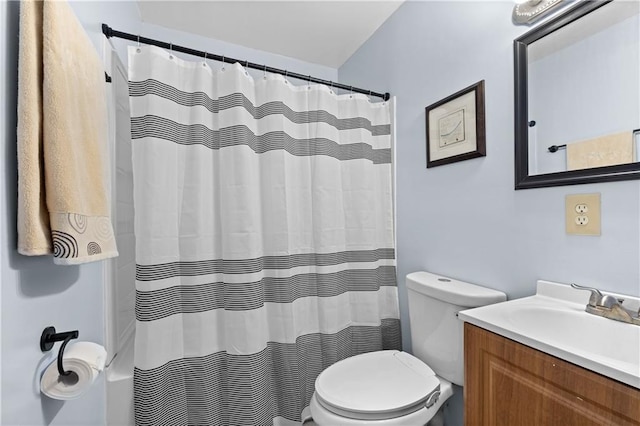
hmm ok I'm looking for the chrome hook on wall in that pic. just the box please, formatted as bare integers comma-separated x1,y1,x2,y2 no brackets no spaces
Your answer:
40,326,79,376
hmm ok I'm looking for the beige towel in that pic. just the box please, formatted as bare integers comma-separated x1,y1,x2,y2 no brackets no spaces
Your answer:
17,0,118,265
566,131,634,171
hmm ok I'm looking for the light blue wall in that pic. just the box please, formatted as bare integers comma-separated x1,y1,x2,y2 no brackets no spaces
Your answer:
5,0,637,424
1,2,337,425
139,21,337,84
339,2,640,422
1,2,140,425
339,1,640,348
341,0,640,351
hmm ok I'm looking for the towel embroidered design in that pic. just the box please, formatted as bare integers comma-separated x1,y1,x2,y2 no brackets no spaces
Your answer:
68,213,88,234
51,214,116,261
51,230,79,259
87,242,102,255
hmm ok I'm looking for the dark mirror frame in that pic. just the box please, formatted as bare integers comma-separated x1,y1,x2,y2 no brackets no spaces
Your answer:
514,0,640,190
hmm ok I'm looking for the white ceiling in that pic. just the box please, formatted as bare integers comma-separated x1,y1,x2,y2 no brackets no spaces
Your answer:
137,1,404,68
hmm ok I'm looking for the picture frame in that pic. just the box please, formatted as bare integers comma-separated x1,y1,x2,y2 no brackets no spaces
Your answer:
425,80,486,168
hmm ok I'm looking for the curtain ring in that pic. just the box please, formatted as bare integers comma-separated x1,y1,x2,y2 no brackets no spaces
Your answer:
221,56,225,71
169,42,173,59
245,60,249,68
137,35,140,47
203,52,208,67
350,86,353,98
263,64,267,79
308,75,311,89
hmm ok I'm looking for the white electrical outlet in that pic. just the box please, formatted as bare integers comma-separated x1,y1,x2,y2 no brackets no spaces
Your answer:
575,204,588,214
566,193,601,236
575,215,589,225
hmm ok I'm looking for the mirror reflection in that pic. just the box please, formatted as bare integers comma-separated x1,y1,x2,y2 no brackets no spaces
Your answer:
527,1,640,176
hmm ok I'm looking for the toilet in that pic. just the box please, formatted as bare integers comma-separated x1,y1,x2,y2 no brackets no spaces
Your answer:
309,271,507,425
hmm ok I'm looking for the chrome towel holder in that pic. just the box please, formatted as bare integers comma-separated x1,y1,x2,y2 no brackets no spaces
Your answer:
40,326,79,376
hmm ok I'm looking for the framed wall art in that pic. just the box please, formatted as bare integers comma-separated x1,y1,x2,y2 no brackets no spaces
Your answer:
425,80,486,168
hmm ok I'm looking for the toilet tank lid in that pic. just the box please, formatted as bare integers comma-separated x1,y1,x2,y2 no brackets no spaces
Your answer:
406,271,506,308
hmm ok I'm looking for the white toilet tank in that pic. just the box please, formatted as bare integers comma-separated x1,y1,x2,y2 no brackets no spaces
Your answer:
406,271,506,386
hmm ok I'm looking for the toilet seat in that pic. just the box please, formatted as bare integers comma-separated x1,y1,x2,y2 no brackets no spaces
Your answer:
314,350,441,421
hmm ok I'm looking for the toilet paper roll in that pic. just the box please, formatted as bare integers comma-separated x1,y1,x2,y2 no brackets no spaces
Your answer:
40,341,107,400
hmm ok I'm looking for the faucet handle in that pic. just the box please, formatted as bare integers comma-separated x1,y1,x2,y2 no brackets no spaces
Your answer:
599,294,620,309
570,283,603,307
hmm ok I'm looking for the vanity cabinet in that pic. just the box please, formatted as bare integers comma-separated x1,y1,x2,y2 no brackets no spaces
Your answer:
464,323,640,426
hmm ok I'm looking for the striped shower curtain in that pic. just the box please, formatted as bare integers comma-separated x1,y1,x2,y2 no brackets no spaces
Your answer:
129,45,400,426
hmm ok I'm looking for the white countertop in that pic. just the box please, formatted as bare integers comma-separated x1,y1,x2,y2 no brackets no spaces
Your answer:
459,280,640,389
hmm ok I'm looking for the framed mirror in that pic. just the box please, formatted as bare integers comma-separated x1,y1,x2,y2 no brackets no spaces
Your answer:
514,0,640,189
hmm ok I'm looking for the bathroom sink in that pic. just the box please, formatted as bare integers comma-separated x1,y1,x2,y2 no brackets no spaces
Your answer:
508,304,640,367
459,280,640,389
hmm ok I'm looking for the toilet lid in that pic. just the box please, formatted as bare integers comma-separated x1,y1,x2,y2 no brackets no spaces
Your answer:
314,350,441,420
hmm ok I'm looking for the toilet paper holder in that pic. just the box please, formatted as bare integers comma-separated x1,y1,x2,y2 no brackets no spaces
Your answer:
40,326,79,376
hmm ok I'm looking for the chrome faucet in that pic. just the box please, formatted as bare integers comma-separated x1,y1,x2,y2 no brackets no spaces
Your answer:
571,283,640,326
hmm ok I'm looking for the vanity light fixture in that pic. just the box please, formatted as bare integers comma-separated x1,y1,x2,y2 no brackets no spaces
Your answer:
513,0,564,24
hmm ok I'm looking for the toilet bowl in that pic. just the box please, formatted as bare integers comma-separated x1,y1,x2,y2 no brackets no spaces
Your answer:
309,271,506,425
309,350,453,425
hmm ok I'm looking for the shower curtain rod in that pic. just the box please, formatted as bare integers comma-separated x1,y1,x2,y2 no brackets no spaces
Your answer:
102,24,391,101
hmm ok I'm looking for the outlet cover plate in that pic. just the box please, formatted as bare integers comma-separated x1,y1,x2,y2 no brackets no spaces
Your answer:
566,193,601,236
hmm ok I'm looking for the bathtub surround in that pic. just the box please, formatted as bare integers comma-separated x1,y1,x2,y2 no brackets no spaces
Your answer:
16,0,118,264
129,46,399,424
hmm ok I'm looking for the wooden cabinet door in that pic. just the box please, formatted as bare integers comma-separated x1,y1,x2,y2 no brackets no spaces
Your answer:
464,323,640,426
